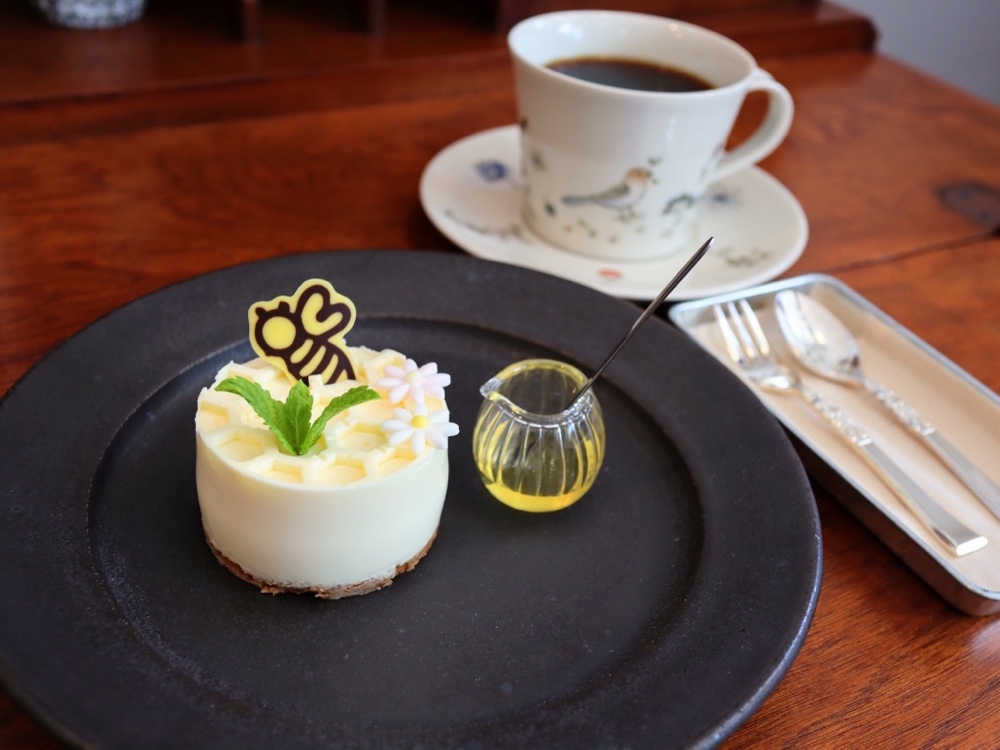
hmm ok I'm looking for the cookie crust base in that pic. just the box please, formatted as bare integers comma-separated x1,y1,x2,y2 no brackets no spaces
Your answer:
205,529,438,600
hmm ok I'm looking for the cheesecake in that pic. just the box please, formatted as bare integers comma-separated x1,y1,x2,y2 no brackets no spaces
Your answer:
194,279,457,598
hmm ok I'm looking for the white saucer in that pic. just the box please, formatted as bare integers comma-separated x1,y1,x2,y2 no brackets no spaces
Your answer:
419,125,808,300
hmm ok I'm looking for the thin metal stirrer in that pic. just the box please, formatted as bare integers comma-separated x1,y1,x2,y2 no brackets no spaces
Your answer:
565,236,714,410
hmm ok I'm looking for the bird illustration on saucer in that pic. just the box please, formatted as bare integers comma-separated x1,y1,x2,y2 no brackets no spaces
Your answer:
561,167,655,221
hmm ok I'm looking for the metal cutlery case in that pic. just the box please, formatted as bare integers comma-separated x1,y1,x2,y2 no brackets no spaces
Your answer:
670,273,1000,615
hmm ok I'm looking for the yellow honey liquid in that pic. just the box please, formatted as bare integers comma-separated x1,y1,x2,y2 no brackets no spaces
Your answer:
472,415,604,513
476,467,598,513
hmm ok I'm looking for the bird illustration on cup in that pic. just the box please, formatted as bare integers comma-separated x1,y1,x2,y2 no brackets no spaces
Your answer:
561,167,656,221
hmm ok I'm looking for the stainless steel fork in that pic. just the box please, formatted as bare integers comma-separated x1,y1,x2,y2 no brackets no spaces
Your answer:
714,299,987,557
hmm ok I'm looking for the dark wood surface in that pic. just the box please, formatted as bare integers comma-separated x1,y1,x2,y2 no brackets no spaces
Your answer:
2,1,999,747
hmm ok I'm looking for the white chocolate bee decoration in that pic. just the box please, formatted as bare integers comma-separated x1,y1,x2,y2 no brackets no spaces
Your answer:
249,278,357,384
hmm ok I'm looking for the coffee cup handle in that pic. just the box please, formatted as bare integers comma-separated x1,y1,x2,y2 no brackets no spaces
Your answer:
713,70,794,182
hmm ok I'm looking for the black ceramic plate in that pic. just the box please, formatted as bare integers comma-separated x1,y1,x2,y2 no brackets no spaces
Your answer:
0,251,820,749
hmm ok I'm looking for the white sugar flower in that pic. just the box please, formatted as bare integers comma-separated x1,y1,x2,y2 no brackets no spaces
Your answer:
381,404,459,454
376,359,451,405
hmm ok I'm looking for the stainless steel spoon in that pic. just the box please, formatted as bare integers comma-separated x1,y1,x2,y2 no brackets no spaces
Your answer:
774,289,1000,522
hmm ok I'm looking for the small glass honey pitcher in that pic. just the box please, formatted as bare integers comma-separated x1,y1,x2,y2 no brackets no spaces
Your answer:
472,359,606,513
472,238,713,514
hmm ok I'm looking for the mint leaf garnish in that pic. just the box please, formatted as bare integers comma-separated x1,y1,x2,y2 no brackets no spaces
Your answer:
283,381,315,454
216,376,380,456
215,377,298,455
304,385,382,452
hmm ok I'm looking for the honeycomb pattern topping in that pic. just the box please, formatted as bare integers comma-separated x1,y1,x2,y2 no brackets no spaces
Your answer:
197,351,445,487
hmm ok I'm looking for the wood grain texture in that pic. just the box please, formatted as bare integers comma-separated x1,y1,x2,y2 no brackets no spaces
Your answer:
757,54,1000,275
1,1,999,746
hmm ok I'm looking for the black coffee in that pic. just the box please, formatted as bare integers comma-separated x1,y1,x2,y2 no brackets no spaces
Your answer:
547,56,712,93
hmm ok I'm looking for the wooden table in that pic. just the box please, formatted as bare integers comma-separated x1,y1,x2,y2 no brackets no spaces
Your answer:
2,1,999,747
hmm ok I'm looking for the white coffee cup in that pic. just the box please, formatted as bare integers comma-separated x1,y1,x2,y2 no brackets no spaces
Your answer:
508,11,794,261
